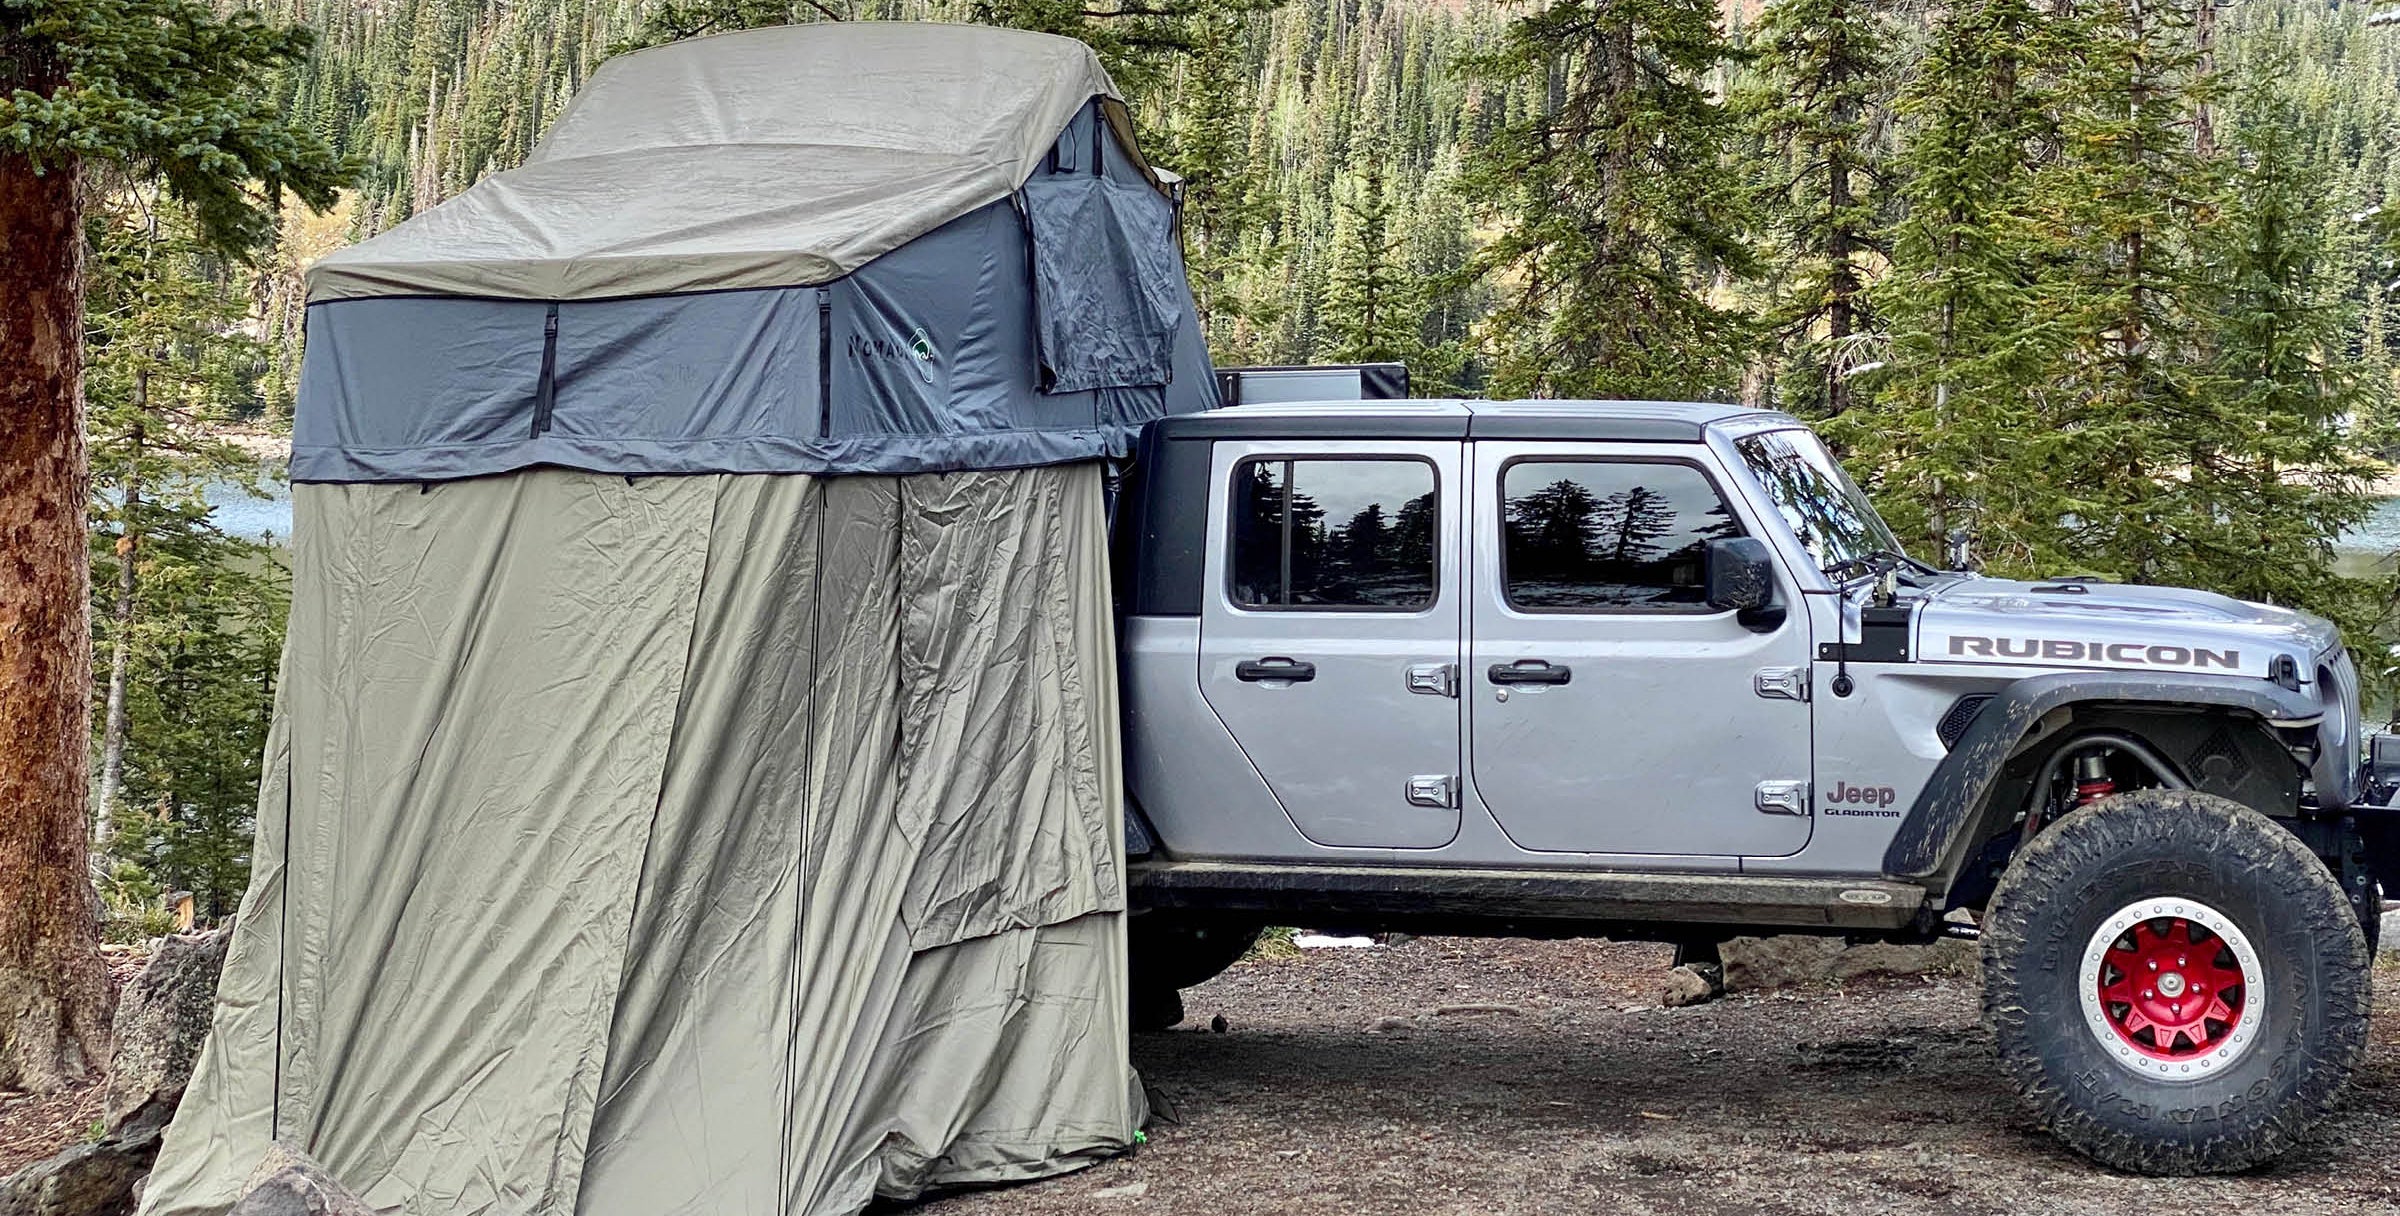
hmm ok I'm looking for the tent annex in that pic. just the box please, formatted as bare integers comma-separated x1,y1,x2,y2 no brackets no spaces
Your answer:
144,22,1216,1216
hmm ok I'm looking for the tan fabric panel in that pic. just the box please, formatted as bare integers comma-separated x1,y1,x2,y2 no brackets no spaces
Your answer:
894,466,1123,949
146,467,1135,1216
305,24,1135,302
146,474,719,1216
575,475,829,1216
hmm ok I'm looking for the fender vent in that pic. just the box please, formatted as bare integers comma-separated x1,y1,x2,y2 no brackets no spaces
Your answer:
2189,726,2251,786
1937,694,1994,750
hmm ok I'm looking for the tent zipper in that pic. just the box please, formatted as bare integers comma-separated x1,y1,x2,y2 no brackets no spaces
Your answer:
817,287,833,437
530,303,560,438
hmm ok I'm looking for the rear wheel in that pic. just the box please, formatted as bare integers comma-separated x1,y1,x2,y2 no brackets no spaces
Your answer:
1128,916,1261,1033
1980,788,2371,1174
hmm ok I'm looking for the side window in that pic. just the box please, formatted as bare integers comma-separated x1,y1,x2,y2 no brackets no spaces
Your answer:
1229,457,1437,610
1501,460,1742,612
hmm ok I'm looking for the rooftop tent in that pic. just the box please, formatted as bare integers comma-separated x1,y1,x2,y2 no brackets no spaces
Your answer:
292,20,1214,480
143,23,1212,1216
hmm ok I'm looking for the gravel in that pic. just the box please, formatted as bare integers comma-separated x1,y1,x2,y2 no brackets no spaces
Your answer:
922,937,2400,1216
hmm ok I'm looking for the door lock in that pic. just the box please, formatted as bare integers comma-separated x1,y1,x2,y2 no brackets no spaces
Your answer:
1405,662,1458,698
1755,780,1811,817
1406,774,1459,809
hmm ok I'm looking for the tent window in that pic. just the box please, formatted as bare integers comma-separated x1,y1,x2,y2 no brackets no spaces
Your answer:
1022,176,1182,394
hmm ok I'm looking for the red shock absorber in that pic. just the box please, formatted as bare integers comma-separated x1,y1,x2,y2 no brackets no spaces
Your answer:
2072,752,2117,806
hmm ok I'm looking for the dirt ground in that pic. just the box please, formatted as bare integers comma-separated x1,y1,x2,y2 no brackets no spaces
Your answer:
923,938,2400,1216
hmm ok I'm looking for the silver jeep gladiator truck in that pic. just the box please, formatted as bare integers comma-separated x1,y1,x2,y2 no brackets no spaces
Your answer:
1109,393,2394,1175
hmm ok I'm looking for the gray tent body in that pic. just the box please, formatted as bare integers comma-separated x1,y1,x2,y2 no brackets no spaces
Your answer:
297,99,1214,482
146,23,1209,1216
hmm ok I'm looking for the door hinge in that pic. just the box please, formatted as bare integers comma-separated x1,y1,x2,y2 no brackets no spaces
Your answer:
1754,666,1808,702
1755,780,1811,816
1406,774,1459,810
1405,662,1459,698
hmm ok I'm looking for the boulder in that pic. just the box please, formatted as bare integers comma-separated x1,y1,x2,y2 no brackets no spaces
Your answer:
0,1098,171,1216
1659,963,1723,1008
2381,908,2397,958
1720,935,1976,993
224,1146,373,1216
103,931,227,1130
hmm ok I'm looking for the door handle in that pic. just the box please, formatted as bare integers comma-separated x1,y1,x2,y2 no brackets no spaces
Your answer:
1487,659,1572,686
1236,657,1317,683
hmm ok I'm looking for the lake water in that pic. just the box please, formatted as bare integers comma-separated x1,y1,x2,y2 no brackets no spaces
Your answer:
203,475,293,541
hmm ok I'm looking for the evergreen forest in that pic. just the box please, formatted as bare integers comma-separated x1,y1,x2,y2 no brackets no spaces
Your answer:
58,0,2400,918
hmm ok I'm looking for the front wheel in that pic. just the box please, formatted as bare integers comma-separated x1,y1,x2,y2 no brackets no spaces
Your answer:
1980,788,2372,1174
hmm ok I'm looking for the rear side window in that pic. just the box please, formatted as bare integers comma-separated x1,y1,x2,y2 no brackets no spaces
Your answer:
1501,460,1742,612
1230,458,1437,610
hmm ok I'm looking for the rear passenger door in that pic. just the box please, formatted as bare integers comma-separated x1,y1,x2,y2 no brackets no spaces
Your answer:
1199,441,1464,849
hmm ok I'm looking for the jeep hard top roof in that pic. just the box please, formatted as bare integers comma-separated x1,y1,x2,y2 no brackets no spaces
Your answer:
1155,399,1801,444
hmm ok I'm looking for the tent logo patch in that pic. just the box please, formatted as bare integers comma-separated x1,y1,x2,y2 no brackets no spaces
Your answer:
846,329,941,386
908,328,937,384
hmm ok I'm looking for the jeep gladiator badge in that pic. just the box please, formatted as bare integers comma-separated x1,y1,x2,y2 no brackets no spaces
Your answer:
1824,781,1900,817
1947,635,2240,670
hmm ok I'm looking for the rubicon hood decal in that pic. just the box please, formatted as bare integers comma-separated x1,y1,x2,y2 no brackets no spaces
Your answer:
1916,577,2338,680
1943,634,2239,670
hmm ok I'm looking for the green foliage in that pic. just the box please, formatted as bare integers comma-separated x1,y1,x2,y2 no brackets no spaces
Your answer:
0,0,347,253
1733,0,1896,418
1838,0,2051,560
2175,53,2393,648
85,198,288,917
1462,0,1756,400
96,859,175,944
1323,128,1416,365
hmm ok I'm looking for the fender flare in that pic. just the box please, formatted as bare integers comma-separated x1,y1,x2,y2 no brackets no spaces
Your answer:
1881,670,2321,886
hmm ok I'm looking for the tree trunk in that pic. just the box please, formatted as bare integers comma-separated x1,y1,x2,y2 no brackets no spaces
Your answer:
0,150,113,1093
96,402,143,854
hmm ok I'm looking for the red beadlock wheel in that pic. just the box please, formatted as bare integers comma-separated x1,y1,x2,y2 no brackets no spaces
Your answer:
2078,902,2264,1078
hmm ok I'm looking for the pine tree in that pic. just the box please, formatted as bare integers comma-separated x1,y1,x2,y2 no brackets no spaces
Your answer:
2173,54,2387,638
1324,129,1417,365
0,0,344,1091
1839,0,2053,562
1735,0,1895,418
1168,8,1268,346
1463,0,1757,400
2023,0,2224,582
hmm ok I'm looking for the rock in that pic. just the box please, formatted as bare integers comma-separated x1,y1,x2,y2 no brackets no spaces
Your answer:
1720,935,1976,993
225,1145,373,1216
0,1098,172,1216
2381,909,2398,957
1659,963,1722,1008
103,930,228,1130
1092,1181,1150,1200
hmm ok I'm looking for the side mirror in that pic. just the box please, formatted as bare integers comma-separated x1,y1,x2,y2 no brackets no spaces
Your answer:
1706,537,1783,630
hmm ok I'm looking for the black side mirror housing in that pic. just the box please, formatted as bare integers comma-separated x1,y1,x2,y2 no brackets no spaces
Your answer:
1706,537,1783,630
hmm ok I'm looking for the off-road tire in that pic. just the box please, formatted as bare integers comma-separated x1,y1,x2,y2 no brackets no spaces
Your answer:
1130,984,1186,1033
1130,916,1262,993
1981,788,2371,1175
1127,916,1260,1033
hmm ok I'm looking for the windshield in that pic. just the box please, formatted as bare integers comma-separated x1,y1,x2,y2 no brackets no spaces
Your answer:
1731,429,1903,578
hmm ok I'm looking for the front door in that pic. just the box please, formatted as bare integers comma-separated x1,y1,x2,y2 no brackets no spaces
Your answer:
1200,440,1464,849
1467,442,1814,858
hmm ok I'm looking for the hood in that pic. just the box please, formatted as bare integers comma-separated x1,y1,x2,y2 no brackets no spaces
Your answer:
1915,576,2341,681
